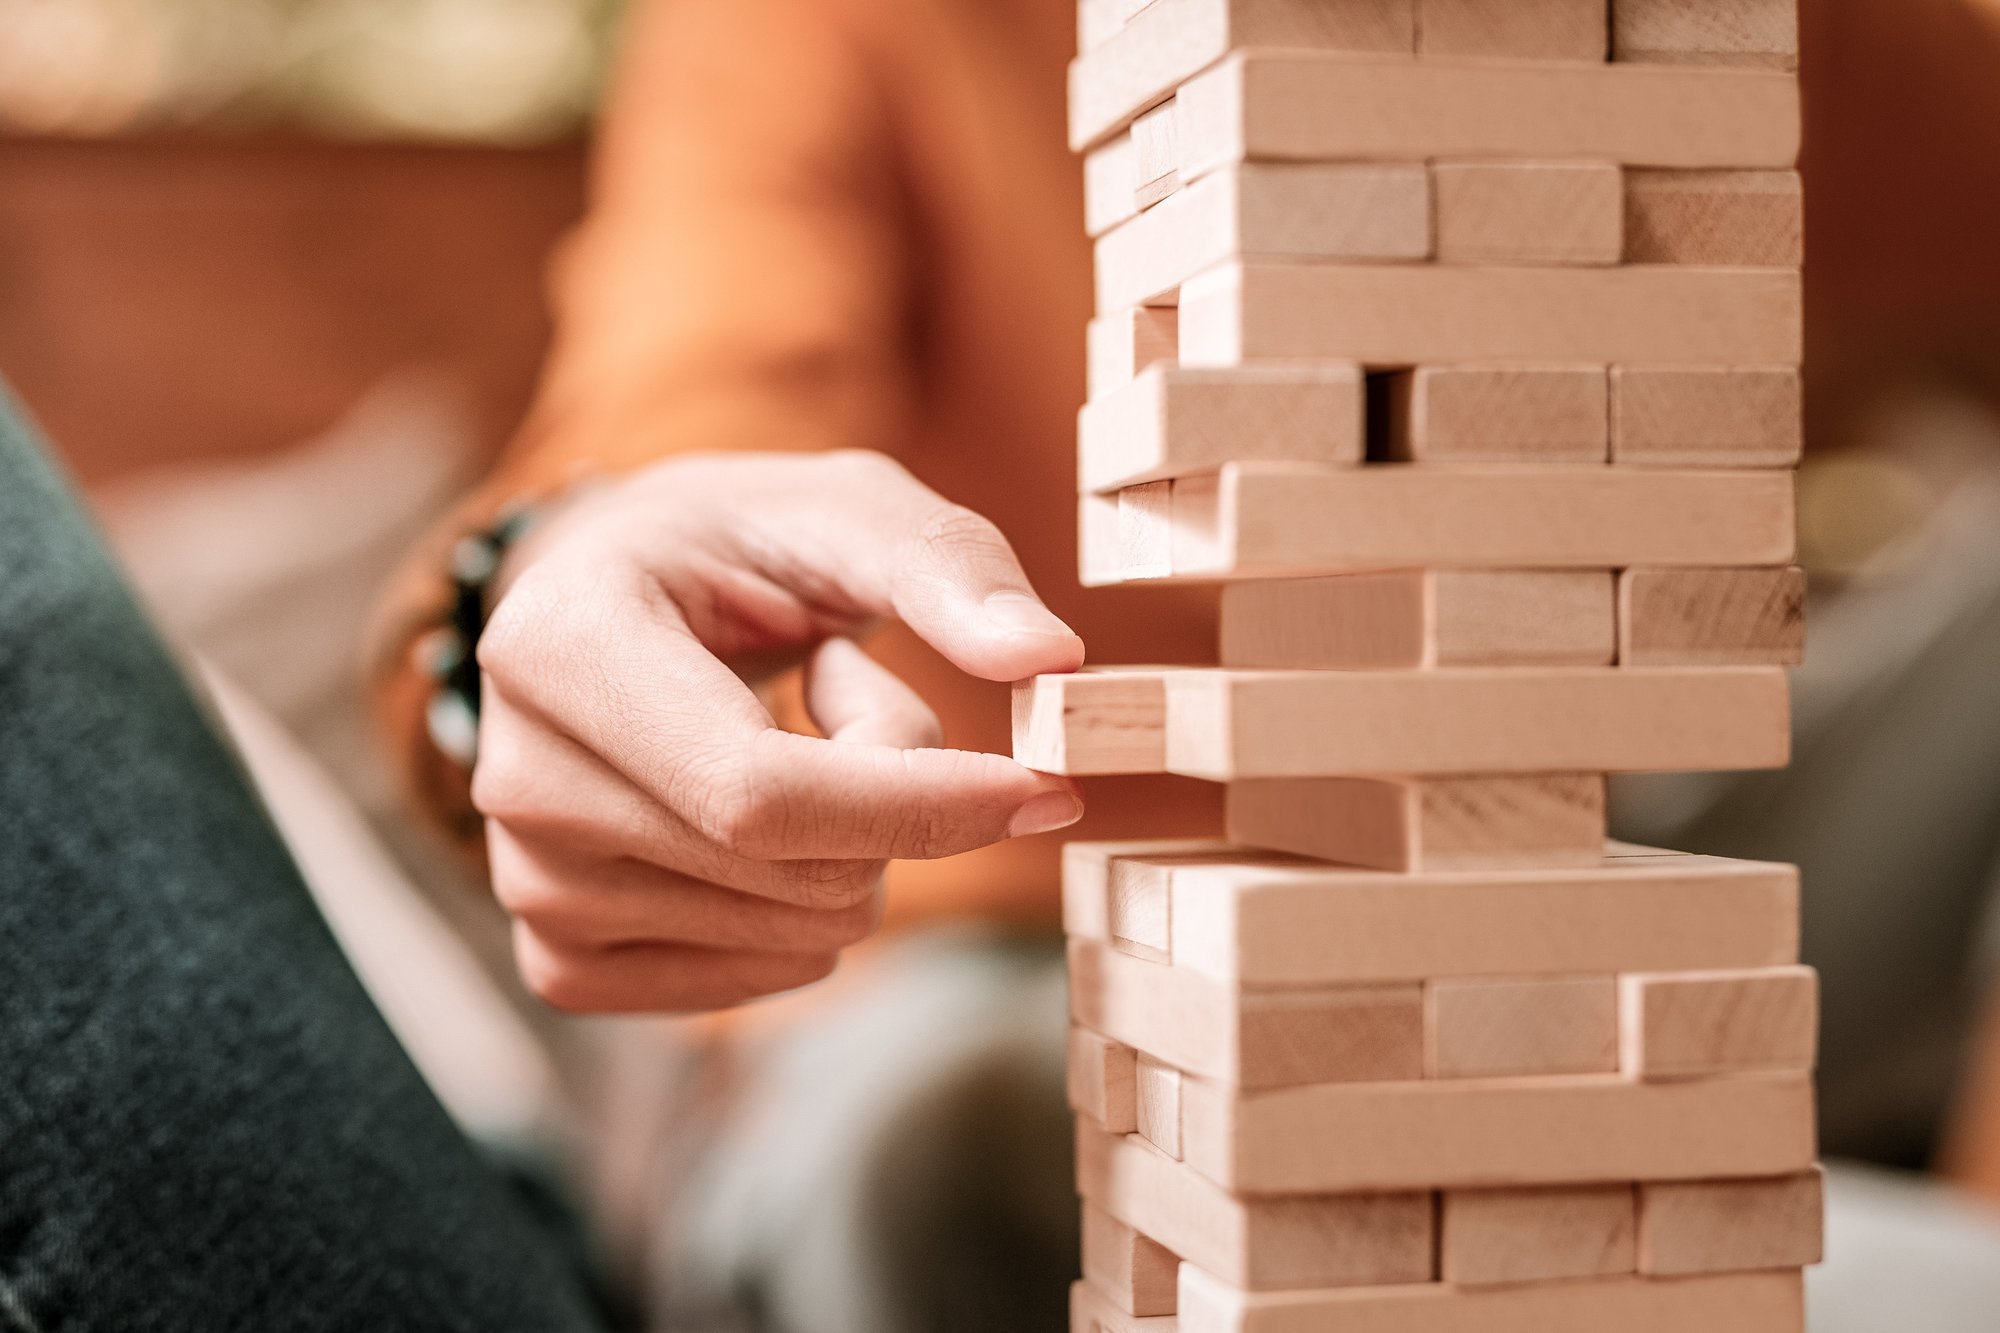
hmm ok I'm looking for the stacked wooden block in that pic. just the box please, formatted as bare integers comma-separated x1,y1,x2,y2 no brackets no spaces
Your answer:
1018,1,1822,1329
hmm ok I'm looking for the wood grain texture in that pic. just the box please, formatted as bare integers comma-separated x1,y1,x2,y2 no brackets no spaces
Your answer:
1433,161,1624,266
1440,1184,1636,1285
1637,1169,1825,1276
1620,965,1819,1079
1080,364,1364,493
1136,1055,1185,1158
1612,0,1798,70
1625,169,1803,265
1088,305,1179,398
1071,1026,1141,1134
1417,0,1607,60
1609,365,1801,466
1082,1204,1180,1318
1619,566,1806,666
1014,670,1167,774
1073,1278,1180,1333
1426,975,1620,1077
1381,364,1609,463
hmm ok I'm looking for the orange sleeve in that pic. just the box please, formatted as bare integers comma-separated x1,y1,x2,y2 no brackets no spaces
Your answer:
367,0,917,842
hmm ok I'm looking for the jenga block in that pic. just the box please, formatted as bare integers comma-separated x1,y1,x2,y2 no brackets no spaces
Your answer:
1417,0,1607,60
1380,365,1609,463
1228,774,1607,873
1174,53,1799,179
1015,669,1166,774
1440,1184,1636,1285
1096,164,1432,311
1177,1264,1805,1333
1132,101,1180,209
1077,1124,1436,1291
1082,1205,1180,1319
1625,170,1802,266
1620,966,1819,1079
1086,130,1144,238
1069,0,1416,150
1220,572,1617,668
1433,162,1624,266
1120,482,1176,579
1070,937,1426,1088
1179,262,1801,367
1146,845,1799,988
1637,1169,1825,1276
1619,567,1806,666
1136,1055,1184,1158
1612,0,1798,70
1071,1026,1141,1133
1108,850,1242,959
1148,464,1796,583
1177,1068,1817,1193
1064,838,1235,942
1079,365,1364,494
1609,366,1801,467
1089,306,1179,399
1158,666,1790,780
1073,1280,1179,1333
1426,975,1620,1077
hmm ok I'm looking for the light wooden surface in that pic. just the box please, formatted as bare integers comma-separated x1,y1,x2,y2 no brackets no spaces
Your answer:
1381,365,1610,464
1426,976,1621,1078
1620,965,1819,1078
1082,1204,1181,1318
1636,1169,1825,1276
1079,364,1364,492
1609,365,1802,466
1439,1184,1637,1285
1619,566,1807,665
1433,162,1625,266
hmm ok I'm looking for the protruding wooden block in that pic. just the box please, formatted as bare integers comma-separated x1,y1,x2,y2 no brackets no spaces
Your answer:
1089,306,1179,399
1433,162,1624,266
1638,1169,1825,1276
1071,1026,1140,1133
1613,0,1799,70
1426,975,1620,1077
1180,262,1801,368
1082,1205,1180,1318
1107,843,1800,989
1064,838,1234,942
1086,130,1144,238
1073,1279,1178,1333
1441,1184,1636,1285
1109,855,1179,960
1619,566,1806,666
1080,365,1364,493
1069,0,1416,149
1162,666,1790,780
1620,966,1819,1079
1136,1056,1184,1159
1132,100,1180,209
1177,1264,1806,1333
1380,365,1609,463
1174,53,1800,179
1014,670,1166,774
1119,482,1175,579
1228,774,1608,873
1417,0,1607,59
1077,1124,1436,1291
1070,937,1426,1087
1097,164,1431,311
1177,1069,1817,1193
1625,170,1803,266
1610,366,1802,467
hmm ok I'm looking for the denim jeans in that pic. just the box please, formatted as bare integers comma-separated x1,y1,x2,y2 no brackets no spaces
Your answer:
0,390,606,1332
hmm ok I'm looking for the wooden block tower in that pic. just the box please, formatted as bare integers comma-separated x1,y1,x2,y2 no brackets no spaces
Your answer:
1017,2,1820,1328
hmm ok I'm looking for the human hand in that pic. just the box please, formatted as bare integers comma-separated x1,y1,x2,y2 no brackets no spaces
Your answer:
472,450,1086,1013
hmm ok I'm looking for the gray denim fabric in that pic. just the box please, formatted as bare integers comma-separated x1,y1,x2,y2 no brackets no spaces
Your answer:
0,390,606,1333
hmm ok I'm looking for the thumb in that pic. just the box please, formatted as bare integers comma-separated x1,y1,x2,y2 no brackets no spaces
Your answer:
886,504,1088,682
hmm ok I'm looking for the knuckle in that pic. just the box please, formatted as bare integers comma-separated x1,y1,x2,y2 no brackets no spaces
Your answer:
696,783,784,859
513,932,600,1013
468,756,529,823
789,859,881,911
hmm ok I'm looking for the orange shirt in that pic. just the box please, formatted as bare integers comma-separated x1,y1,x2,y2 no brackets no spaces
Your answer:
371,0,1221,926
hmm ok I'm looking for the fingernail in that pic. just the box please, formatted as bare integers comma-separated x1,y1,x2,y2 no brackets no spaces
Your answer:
984,591,1077,640
1009,790,1084,838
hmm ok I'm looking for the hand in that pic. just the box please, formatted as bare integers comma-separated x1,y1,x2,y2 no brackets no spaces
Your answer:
471,450,1086,1013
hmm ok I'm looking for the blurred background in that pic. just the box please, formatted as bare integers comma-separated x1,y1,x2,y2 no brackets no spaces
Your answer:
8,0,2000,1328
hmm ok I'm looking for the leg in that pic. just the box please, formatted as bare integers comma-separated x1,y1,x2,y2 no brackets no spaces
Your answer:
0,390,606,1333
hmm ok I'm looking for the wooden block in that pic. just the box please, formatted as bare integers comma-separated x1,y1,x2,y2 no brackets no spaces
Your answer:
1613,0,1798,70
1069,0,1416,150
1065,838,1234,942
1108,850,1240,960
1071,1026,1141,1134
1160,666,1790,780
1228,774,1607,872
1080,365,1364,494
1120,482,1176,579
1220,572,1616,668
1179,262,1801,367
1174,53,1800,179
1078,0,1134,53
1177,1069,1817,1193
1609,366,1801,467
1441,1184,1636,1285
1070,937,1425,1088
1625,170,1802,266
1380,365,1609,463
1097,164,1431,312
1177,1264,1805,1333
1145,464,1796,583
1433,162,1624,266
1620,966,1818,1079
1620,567,1806,666
1073,1279,1179,1333
1136,1055,1184,1158
1077,1124,1436,1291
1065,842,1800,988
1132,100,1180,208
1637,1169,1825,1276
1089,306,1179,399
1082,1204,1180,1318
1426,975,1620,1077
1014,670,1166,774
1086,130,1144,238
1417,0,1607,60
